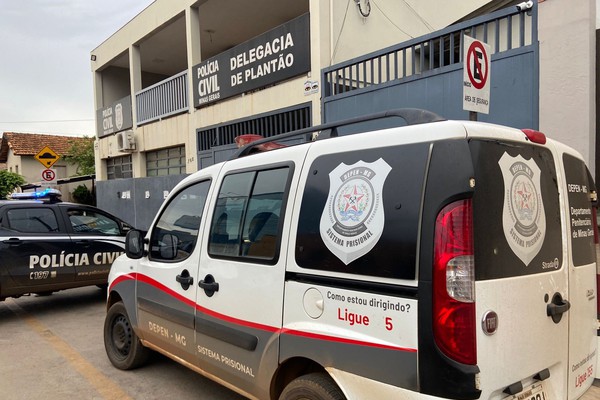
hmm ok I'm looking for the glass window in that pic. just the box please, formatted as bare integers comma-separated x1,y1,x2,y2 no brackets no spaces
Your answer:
146,146,186,177
67,209,121,235
149,180,211,262
7,208,59,233
208,167,289,262
106,155,133,180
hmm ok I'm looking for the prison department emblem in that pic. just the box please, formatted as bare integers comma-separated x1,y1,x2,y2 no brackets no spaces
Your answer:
320,159,391,265
499,152,546,266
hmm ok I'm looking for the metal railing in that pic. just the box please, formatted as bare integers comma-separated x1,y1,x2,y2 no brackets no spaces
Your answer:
322,4,536,99
135,70,189,125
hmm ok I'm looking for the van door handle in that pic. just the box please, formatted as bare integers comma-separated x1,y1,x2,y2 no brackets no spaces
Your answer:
176,269,193,290
199,274,219,297
547,292,570,323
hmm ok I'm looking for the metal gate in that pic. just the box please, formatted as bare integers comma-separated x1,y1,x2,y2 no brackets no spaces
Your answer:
322,3,538,130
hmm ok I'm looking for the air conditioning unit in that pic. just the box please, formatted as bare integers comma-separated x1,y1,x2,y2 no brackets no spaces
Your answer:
116,130,136,152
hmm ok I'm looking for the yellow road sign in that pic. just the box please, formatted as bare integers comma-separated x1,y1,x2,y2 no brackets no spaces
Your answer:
35,146,61,168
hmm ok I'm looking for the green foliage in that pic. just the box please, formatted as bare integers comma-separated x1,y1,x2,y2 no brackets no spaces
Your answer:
64,136,96,176
71,184,96,206
0,170,26,199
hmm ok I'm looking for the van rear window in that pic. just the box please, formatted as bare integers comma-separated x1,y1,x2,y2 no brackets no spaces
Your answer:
563,153,596,267
470,140,562,280
295,143,429,280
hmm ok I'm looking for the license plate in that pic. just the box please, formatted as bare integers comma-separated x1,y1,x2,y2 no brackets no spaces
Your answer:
503,382,548,400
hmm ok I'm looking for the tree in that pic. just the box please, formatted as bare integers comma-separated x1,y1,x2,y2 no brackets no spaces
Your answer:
0,170,26,199
64,136,96,176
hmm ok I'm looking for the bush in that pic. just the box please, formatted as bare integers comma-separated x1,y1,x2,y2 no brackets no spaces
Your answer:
0,170,26,199
72,184,96,206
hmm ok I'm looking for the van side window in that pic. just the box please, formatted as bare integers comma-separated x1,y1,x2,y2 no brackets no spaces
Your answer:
563,153,596,267
208,167,288,262
149,180,210,262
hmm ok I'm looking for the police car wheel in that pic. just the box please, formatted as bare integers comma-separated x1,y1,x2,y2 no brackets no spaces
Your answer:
279,372,346,400
104,302,149,370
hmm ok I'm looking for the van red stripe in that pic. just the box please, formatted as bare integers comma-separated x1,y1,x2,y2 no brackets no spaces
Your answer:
111,272,416,352
281,328,417,353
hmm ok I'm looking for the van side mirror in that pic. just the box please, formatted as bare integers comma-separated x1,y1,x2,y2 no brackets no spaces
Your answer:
125,229,146,259
160,234,179,260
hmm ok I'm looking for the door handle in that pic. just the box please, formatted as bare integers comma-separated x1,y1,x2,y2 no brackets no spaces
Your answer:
547,292,570,323
176,269,193,290
75,240,91,247
199,274,219,297
3,238,23,245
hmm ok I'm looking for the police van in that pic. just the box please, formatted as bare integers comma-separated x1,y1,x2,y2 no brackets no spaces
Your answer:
104,109,598,399
0,189,131,301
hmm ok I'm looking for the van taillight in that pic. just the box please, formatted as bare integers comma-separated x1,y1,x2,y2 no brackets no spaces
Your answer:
433,199,476,365
522,129,547,145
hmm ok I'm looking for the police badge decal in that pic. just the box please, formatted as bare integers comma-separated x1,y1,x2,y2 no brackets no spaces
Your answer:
320,159,391,265
499,152,546,266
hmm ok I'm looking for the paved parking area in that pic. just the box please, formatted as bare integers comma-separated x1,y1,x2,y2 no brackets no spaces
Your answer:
2,286,600,400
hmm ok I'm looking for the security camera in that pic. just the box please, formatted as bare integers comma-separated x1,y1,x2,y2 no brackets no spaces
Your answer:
516,1,533,11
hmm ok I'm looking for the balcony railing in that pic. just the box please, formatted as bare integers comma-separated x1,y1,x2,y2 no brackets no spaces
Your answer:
135,70,188,125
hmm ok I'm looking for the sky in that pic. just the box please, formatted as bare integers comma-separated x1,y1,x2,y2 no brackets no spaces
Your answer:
0,0,151,137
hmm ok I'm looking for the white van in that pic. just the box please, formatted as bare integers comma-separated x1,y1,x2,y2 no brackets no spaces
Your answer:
103,109,598,400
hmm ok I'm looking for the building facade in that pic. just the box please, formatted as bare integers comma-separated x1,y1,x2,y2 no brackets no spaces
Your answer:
91,0,596,229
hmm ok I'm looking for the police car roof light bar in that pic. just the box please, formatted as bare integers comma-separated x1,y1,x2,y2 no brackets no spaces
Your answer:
11,188,63,203
231,108,445,159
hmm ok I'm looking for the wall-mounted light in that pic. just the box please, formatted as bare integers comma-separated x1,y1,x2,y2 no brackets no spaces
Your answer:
91,55,97,61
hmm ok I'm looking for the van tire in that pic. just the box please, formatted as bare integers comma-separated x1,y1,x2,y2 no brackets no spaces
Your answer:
104,301,149,370
279,372,346,400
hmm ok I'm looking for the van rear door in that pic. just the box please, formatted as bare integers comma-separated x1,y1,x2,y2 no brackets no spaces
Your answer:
469,137,571,399
558,147,597,399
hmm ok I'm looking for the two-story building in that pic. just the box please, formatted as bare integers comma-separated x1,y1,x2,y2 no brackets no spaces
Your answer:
91,0,596,229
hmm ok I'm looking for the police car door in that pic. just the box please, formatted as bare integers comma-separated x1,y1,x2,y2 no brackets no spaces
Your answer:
557,146,597,399
194,148,305,398
65,207,127,283
0,204,74,292
134,177,212,364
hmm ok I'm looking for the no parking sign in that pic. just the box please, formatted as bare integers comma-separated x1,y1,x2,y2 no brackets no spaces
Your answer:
463,35,491,114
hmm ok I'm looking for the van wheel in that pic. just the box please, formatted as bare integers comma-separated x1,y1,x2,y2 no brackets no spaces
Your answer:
280,372,346,400
104,302,149,370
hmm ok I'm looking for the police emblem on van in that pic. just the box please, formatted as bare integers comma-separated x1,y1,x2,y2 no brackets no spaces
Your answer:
499,152,546,266
320,159,391,265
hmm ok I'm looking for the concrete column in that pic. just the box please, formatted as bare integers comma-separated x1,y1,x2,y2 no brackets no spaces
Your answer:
129,45,145,177
539,0,596,177
186,5,202,173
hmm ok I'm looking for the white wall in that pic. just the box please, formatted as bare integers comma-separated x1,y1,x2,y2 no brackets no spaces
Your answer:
539,0,596,175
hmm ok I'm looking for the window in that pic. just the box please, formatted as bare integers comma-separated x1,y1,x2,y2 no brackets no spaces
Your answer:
7,208,59,233
68,209,121,235
107,155,133,180
208,167,289,262
146,146,186,176
198,105,311,151
149,180,210,261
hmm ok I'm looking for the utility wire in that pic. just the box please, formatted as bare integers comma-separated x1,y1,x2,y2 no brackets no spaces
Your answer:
371,0,414,38
401,0,434,31
330,0,353,65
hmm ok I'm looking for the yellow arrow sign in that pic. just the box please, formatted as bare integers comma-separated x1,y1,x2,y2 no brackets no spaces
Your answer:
34,146,61,168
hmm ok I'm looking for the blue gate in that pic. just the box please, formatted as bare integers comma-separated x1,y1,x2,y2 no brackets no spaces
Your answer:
322,3,538,129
